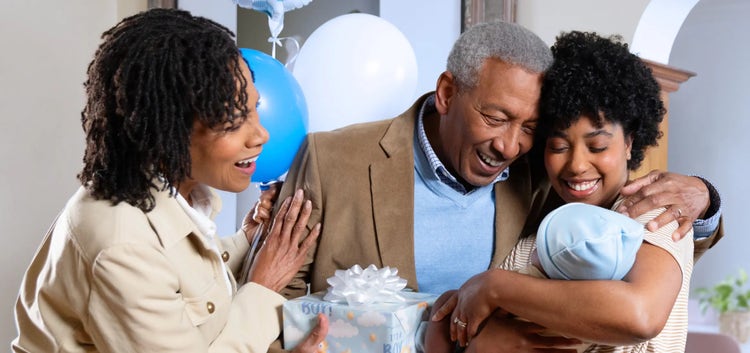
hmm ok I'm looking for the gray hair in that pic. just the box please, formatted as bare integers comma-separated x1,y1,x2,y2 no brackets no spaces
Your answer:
447,21,553,91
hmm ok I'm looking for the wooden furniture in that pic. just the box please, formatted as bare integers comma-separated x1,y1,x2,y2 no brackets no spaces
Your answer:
632,59,695,179
462,0,517,30
686,331,742,353
148,0,176,9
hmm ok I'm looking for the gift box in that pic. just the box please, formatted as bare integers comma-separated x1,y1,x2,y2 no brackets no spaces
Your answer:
283,265,437,353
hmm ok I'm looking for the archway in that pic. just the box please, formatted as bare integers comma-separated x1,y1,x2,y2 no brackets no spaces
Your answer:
630,0,699,64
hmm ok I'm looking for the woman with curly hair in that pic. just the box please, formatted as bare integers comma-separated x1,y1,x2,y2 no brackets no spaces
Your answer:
428,31,693,353
13,8,326,353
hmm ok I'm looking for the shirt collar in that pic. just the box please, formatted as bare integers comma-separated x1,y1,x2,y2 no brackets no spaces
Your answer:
175,184,217,240
415,94,509,194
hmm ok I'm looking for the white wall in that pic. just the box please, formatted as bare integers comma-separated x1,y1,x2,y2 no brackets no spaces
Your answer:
380,1,461,96
0,0,141,345
517,0,651,46
667,0,750,291
180,0,237,32
630,0,700,63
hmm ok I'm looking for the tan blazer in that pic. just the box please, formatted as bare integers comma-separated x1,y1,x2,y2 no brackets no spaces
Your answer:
276,94,553,299
13,186,285,353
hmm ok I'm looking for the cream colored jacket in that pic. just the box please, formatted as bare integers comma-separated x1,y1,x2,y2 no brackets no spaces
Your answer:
13,186,285,353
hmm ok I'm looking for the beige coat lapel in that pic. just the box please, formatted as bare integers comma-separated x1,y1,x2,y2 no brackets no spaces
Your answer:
147,188,243,292
144,189,233,282
145,189,199,249
370,102,420,289
490,158,534,267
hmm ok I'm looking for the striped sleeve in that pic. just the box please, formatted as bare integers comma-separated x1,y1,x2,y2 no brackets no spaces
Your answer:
589,203,695,353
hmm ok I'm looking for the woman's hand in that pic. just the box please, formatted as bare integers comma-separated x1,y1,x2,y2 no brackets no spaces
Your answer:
246,189,321,292
241,182,281,243
431,287,581,352
431,271,499,346
424,290,458,353
291,314,329,353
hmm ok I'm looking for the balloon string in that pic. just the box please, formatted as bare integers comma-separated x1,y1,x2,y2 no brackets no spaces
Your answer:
281,37,300,69
267,36,301,69
268,36,280,58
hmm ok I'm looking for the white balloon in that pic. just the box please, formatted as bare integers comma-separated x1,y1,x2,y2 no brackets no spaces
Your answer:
292,13,418,132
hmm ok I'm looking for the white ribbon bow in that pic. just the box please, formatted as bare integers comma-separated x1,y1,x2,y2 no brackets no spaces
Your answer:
323,264,408,306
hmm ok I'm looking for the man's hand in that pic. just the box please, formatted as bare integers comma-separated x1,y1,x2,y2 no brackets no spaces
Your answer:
464,314,580,353
617,170,709,241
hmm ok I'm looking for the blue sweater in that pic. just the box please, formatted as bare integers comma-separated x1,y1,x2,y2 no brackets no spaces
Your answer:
412,143,495,294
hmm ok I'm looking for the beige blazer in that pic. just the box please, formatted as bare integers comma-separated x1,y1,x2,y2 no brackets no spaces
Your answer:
13,186,285,353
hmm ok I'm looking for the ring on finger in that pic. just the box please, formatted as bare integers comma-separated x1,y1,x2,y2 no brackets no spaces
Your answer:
453,317,467,329
676,208,683,218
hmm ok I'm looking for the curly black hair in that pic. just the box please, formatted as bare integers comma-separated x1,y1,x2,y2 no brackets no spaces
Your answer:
537,31,665,171
78,8,251,212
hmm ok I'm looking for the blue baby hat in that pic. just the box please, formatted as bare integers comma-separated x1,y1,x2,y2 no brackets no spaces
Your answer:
536,203,645,280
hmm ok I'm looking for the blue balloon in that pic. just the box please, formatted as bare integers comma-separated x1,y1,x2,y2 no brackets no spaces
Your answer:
240,48,308,183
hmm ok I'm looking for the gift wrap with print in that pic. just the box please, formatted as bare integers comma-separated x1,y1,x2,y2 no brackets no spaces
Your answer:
283,265,437,353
